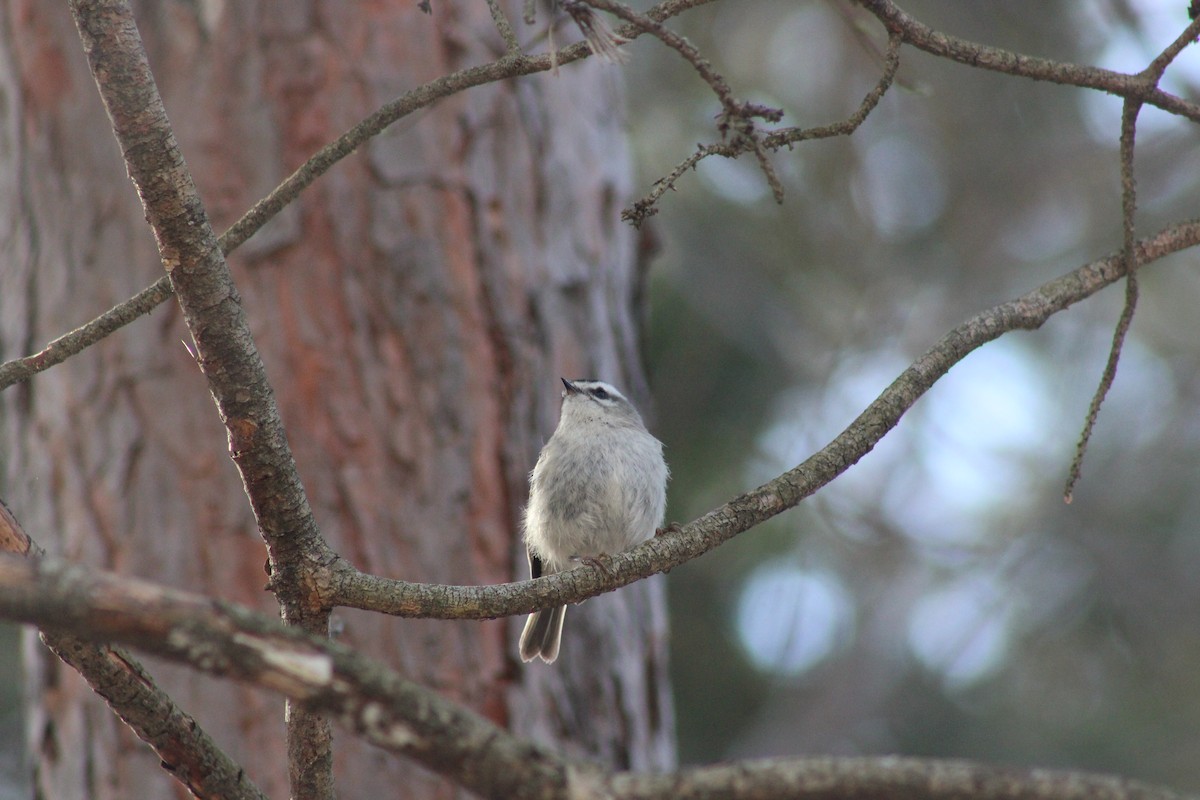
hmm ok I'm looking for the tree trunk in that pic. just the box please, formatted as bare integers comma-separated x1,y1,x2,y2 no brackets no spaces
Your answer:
0,1,673,796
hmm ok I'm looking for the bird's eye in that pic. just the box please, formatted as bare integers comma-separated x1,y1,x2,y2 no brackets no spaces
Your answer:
591,387,610,400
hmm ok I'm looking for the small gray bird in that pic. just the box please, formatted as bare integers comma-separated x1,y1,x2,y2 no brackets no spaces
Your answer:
519,378,669,663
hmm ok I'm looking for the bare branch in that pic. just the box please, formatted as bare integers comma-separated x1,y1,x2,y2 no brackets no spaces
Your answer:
0,502,266,800
66,1,336,794
583,0,748,115
0,276,173,391
760,31,901,148
1141,15,1200,81
855,0,1200,121
628,1,1199,223
1065,99,1144,502
329,219,1200,619
582,0,786,205
610,756,1191,800
1063,13,1200,499
623,32,902,224
486,0,521,53
0,554,1190,800
0,554,581,800
40,633,270,800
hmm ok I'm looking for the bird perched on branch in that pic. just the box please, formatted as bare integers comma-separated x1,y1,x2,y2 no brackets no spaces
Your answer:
519,378,668,664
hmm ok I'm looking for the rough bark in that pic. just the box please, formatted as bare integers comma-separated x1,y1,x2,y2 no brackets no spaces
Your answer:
0,1,672,796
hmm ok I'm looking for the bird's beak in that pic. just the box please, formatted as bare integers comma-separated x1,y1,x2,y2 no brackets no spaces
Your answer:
561,378,580,395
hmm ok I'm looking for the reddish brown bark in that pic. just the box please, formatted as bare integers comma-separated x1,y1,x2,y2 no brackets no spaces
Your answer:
1,1,672,796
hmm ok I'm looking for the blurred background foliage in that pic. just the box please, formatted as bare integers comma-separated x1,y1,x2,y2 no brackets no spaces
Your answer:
630,0,1200,789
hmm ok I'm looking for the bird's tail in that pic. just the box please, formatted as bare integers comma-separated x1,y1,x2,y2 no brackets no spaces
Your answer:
519,606,567,663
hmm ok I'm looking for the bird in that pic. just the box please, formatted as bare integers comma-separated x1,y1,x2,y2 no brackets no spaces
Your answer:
519,378,668,663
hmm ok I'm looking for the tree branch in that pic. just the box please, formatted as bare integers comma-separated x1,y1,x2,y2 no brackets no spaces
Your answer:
485,0,521,53
0,501,266,800
579,0,788,210
0,554,1190,800
0,554,580,800
1064,98,1144,502
1063,14,1198,499
624,32,902,224
39,633,269,800
329,218,1200,619
628,0,1200,223
854,0,1200,122
0,276,173,390
66,1,336,795
609,756,1192,800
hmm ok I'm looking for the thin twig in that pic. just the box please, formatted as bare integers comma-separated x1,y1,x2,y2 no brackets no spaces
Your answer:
1064,97,1143,502
0,277,173,390
623,33,902,224
583,0,742,114
1142,15,1200,81
485,0,521,53
629,0,1200,222
1061,14,1200,498
855,0,1200,122
581,0,785,201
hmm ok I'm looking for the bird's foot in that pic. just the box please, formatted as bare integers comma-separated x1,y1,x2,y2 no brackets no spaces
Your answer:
573,553,615,577
655,521,683,537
